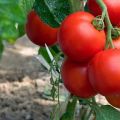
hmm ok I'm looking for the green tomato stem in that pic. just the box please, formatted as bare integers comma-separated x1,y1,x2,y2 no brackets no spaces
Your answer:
79,0,85,11
96,0,114,48
69,0,84,12
111,27,120,39
60,95,77,120
96,0,107,20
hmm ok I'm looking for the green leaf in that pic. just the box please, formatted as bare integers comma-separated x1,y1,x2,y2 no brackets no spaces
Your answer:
45,44,54,61
60,96,77,120
34,0,72,28
0,0,35,43
38,46,56,71
18,0,35,37
44,0,72,23
34,0,60,27
84,3,89,12
94,105,120,120
18,24,25,37
38,45,60,64
0,0,26,42
51,45,60,53
0,0,25,24
38,47,51,64
20,0,35,16
0,0,35,58
0,20,19,41
36,54,50,70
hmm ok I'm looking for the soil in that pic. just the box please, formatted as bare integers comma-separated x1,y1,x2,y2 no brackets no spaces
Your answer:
0,35,108,120
0,35,55,120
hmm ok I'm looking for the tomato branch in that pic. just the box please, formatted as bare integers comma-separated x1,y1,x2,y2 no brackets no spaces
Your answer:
96,0,114,48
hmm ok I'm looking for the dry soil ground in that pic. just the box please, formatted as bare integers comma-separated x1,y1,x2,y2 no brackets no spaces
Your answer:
0,36,108,120
0,35,56,120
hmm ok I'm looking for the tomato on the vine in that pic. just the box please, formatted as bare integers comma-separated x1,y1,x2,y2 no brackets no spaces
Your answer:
88,49,120,96
87,0,120,26
106,94,120,108
26,10,58,47
58,11,105,63
61,58,97,98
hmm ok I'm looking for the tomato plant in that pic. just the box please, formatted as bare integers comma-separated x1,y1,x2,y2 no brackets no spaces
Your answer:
58,11,105,63
87,0,120,26
26,10,58,47
88,49,120,96
2,0,120,120
61,58,96,98
106,94,120,108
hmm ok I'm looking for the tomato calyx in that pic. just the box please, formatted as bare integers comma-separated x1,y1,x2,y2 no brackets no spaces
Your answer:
92,15,105,31
111,27,120,40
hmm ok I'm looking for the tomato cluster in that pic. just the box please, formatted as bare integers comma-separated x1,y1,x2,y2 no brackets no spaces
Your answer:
25,1,120,108
59,1,120,108
59,11,105,99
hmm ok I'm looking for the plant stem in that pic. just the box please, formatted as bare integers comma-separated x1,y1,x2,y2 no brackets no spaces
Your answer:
96,0,114,48
105,12,114,48
96,0,106,19
79,0,85,11
69,0,84,12
58,75,60,104
60,95,77,120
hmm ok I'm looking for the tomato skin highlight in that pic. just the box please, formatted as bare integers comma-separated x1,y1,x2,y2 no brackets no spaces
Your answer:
26,11,58,47
106,94,120,108
58,12,105,63
61,58,97,98
88,49,120,96
87,0,120,26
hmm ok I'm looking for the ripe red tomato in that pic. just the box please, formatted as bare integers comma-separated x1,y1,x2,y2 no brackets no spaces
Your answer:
26,11,58,47
58,12,105,63
106,94,120,108
61,58,97,98
113,37,120,49
88,49,120,96
87,0,120,26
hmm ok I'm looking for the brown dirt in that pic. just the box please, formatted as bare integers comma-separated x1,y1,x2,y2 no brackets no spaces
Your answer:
0,35,55,120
